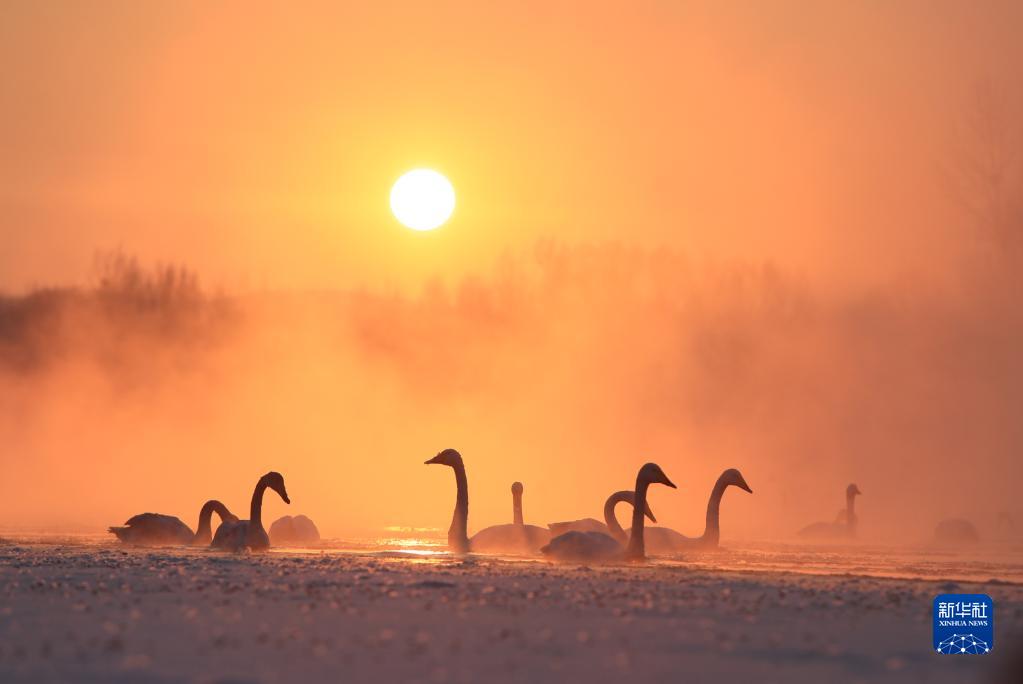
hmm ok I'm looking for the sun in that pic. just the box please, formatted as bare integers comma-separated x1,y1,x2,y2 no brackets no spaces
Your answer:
390,169,455,231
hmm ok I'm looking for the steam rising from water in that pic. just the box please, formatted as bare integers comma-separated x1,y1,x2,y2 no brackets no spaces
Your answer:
2,217,1022,543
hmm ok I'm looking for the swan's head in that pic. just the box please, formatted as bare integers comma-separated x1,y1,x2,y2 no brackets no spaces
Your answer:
511,482,523,496
723,468,753,494
425,448,463,467
847,483,862,497
638,463,676,489
216,501,240,523
263,471,291,504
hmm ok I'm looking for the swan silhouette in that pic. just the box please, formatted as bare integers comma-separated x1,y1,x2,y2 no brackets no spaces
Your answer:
996,511,1019,540
542,463,676,561
469,482,551,554
797,483,861,539
425,449,472,553
109,500,238,546
211,472,290,551
269,515,320,545
934,518,980,544
547,490,657,544
638,468,752,553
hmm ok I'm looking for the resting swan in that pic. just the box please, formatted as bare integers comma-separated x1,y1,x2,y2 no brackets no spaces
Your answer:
211,472,290,551
797,483,861,539
637,468,752,553
109,500,238,546
269,515,321,545
541,463,676,562
547,490,657,543
469,482,551,554
934,518,980,544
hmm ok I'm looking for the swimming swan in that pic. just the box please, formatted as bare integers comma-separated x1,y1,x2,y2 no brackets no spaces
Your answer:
109,500,238,546
797,483,861,539
469,482,551,554
425,448,472,553
638,468,752,553
541,463,676,562
547,490,657,544
269,515,321,545
211,472,290,551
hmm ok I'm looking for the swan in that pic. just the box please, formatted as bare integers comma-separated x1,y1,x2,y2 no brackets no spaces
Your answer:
211,472,290,551
995,511,1019,540
934,518,980,544
269,514,320,545
109,500,238,546
637,468,752,553
425,449,472,553
797,483,861,539
541,463,676,562
469,482,551,554
547,490,657,543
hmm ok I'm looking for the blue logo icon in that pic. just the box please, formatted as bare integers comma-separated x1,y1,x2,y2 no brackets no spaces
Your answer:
933,594,993,654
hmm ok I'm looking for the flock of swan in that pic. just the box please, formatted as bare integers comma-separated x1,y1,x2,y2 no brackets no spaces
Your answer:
110,451,1012,554
109,449,871,558
110,472,304,551
421,450,760,560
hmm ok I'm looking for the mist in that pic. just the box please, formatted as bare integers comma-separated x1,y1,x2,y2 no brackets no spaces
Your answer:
3,1,1023,545
2,147,1021,542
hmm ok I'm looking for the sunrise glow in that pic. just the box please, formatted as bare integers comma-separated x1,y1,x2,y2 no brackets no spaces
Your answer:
390,169,455,231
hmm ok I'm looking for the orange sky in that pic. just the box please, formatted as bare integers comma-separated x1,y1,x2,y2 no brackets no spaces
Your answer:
3,3,1023,540
2,1,1021,293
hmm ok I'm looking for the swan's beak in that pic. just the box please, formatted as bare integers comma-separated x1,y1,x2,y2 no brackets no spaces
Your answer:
644,504,658,524
424,455,440,465
276,485,291,504
738,478,753,494
661,475,677,489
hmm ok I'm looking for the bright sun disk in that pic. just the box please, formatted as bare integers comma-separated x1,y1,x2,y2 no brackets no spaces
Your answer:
390,169,455,231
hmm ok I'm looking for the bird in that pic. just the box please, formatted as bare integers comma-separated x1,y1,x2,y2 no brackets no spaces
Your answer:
424,449,472,553
269,514,320,546
469,482,551,554
797,483,862,539
109,500,238,546
547,490,656,544
211,472,290,551
541,463,676,562
995,511,1019,541
638,468,752,553
934,518,980,544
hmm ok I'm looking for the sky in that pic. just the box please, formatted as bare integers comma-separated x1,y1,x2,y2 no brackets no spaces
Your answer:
2,1,1021,293
1,2,1023,541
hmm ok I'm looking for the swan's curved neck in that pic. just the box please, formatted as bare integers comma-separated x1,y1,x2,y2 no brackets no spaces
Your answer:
512,491,523,527
251,479,269,530
624,481,651,560
449,462,469,552
846,491,857,528
701,474,730,547
196,500,229,538
603,493,629,544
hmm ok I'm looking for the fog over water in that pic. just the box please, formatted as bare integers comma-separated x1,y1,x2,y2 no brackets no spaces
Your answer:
2,213,1022,543
1,1,1023,549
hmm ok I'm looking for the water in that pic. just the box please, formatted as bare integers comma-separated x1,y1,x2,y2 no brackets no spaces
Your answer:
3,531,1021,584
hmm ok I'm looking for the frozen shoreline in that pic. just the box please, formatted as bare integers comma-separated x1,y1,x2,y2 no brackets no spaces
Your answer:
1,540,1021,683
